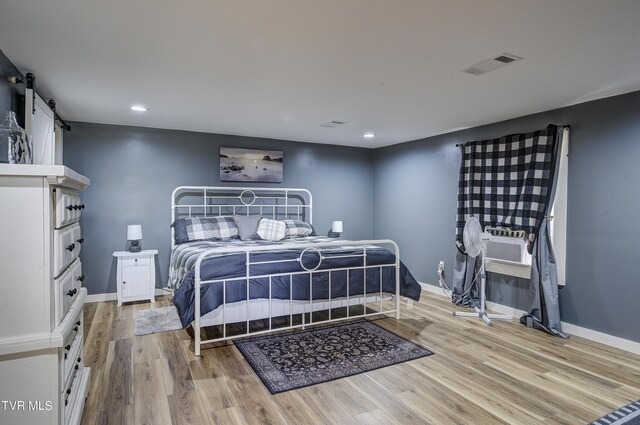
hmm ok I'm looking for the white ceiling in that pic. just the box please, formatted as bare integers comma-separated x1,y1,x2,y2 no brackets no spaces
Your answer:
1,0,640,148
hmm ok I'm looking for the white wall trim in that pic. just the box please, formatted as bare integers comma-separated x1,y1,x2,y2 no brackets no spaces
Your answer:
419,281,640,355
560,322,640,355
84,288,171,304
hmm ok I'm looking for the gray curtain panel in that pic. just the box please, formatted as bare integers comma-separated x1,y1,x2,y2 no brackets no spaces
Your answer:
452,125,567,337
451,249,480,308
520,218,568,337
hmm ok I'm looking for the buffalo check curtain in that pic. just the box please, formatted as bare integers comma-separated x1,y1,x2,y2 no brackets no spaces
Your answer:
452,124,568,338
456,125,559,253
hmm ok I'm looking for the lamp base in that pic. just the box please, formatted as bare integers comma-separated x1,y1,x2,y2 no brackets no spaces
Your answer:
129,241,141,253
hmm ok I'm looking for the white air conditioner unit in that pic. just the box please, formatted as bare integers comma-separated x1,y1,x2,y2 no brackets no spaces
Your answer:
483,227,532,279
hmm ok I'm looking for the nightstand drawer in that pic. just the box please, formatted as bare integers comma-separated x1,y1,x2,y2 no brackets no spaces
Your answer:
121,257,150,267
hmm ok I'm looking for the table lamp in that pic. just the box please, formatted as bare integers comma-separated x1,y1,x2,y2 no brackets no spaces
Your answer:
127,224,142,252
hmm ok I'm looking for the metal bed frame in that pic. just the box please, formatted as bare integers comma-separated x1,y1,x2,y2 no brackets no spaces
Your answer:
171,186,404,355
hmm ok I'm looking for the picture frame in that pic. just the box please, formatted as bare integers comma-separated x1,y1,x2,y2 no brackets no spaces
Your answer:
220,147,283,183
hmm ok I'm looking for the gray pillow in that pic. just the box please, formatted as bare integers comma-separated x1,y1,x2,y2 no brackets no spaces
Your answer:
233,215,261,240
171,218,189,245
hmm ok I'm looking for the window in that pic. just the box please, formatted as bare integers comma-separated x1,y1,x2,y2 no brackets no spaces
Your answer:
549,127,569,286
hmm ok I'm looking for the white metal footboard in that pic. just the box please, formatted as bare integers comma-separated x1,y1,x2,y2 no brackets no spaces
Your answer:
192,239,401,355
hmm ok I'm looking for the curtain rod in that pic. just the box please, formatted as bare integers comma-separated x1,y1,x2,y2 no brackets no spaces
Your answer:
455,124,570,147
7,73,71,131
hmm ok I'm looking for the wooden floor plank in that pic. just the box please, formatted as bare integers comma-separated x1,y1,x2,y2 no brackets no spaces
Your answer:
80,291,640,425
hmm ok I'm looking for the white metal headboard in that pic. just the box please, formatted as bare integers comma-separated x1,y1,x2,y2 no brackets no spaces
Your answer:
171,186,313,247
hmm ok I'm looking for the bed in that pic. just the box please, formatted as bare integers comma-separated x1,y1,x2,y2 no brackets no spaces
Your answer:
169,186,421,355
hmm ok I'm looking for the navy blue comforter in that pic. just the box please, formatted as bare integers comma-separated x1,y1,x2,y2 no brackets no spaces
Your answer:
172,247,420,328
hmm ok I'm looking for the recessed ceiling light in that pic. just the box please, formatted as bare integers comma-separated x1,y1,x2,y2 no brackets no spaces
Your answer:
363,132,375,139
130,105,147,112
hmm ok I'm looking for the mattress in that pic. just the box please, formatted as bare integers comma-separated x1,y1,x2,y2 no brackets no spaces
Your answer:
170,237,421,328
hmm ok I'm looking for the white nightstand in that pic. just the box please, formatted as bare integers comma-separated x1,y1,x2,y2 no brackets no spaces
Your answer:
113,249,158,307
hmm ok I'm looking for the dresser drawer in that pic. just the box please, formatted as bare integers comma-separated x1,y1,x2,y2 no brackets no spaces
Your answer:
54,266,75,324
63,364,79,417
54,223,82,277
54,259,83,324
64,366,91,425
62,308,83,352
53,187,84,229
63,331,83,390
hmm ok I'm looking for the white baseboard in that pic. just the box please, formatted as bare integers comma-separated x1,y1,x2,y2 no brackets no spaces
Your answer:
419,281,640,355
84,288,171,304
560,322,640,355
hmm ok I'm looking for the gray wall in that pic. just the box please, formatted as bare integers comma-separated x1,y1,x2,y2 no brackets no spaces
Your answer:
64,123,373,295
373,90,640,343
0,49,25,127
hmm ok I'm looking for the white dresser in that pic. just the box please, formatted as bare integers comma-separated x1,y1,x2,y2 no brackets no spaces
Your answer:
0,165,91,425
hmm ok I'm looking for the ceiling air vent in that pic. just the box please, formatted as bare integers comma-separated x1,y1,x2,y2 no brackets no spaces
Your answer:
320,120,346,128
462,53,523,76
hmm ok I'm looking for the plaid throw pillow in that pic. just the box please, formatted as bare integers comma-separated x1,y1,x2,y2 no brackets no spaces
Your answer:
184,217,238,241
256,218,286,241
283,220,313,238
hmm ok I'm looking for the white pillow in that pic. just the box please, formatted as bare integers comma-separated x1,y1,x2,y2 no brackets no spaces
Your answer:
256,218,286,241
283,220,313,238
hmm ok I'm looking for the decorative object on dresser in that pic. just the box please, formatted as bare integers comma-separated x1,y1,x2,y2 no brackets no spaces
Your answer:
234,319,433,394
126,224,143,252
331,220,343,237
0,111,33,164
220,146,283,182
0,165,91,425
113,249,158,307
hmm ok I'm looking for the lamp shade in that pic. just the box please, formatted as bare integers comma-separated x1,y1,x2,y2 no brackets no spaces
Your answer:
331,221,343,233
127,224,142,241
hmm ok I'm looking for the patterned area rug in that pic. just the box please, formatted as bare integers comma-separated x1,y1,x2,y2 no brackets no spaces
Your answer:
234,319,433,394
590,400,640,425
134,306,183,336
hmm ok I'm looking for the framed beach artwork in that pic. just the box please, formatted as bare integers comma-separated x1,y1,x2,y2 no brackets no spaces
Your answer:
220,147,283,182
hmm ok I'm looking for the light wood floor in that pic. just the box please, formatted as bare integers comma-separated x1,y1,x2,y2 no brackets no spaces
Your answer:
80,291,640,425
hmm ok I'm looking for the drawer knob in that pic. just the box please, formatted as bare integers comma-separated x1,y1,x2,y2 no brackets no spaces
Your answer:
76,320,81,326
77,356,81,362
77,275,85,282
67,288,77,297
122,281,126,285
76,238,85,244
66,243,75,252
66,205,73,211
65,344,71,351
81,204,85,209
73,326,79,332
75,364,79,370
73,205,79,210
66,388,72,395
